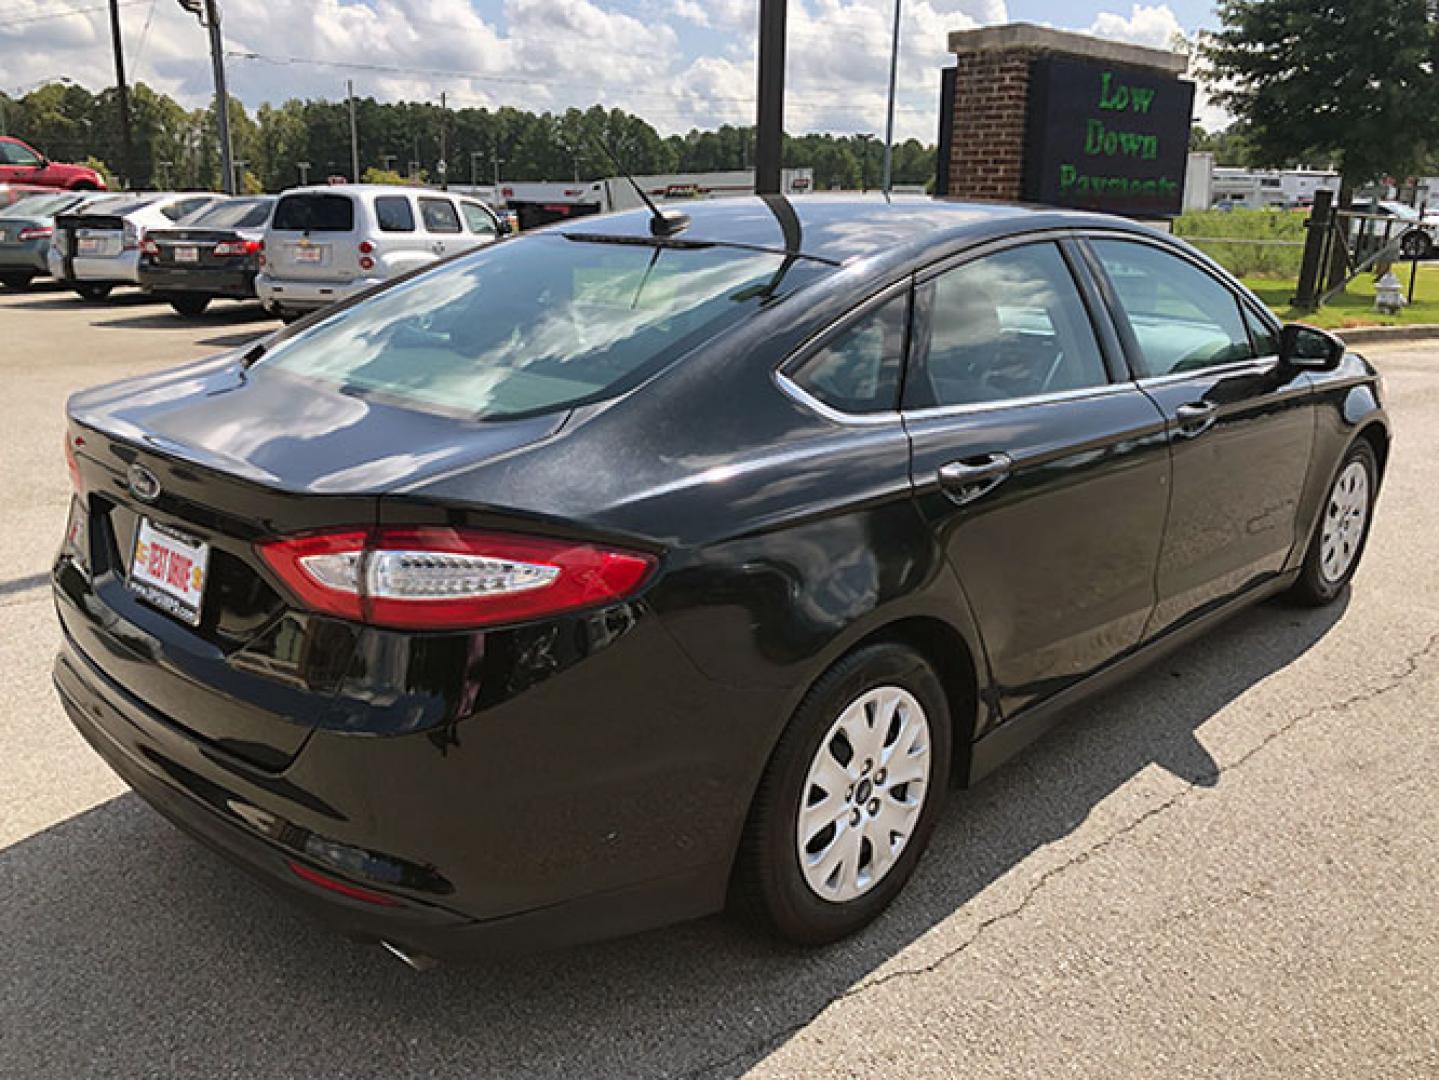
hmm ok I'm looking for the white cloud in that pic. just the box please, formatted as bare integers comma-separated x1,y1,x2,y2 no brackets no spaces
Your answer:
1087,3,1184,51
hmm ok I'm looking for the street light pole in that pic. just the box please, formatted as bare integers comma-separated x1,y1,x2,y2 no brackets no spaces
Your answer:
881,0,901,194
179,1,235,193
347,80,360,182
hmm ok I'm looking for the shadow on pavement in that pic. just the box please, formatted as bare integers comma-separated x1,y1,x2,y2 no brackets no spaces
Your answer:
0,594,1347,1080
6,290,159,311
96,303,273,332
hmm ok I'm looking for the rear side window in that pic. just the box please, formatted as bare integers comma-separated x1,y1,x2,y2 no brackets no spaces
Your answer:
914,242,1109,408
273,193,356,232
461,202,497,235
1091,239,1254,377
788,295,906,415
374,196,415,232
419,198,462,234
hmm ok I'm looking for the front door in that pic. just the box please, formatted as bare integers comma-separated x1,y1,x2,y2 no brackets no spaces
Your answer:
904,239,1172,717
1082,237,1315,636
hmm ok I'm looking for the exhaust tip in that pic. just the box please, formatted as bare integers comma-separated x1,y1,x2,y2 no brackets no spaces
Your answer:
380,939,439,972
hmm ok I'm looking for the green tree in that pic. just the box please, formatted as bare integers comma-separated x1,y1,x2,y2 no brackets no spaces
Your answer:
1204,0,1439,195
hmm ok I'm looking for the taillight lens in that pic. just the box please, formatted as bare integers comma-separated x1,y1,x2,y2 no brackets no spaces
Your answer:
358,240,374,254
140,238,160,257
257,528,656,630
358,255,375,270
18,225,52,241
213,239,261,257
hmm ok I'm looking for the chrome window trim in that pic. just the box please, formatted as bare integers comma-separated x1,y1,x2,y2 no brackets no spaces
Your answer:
773,370,902,427
1132,356,1279,389
902,381,1135,421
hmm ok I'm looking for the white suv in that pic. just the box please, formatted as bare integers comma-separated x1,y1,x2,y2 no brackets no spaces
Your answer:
256,184,503,321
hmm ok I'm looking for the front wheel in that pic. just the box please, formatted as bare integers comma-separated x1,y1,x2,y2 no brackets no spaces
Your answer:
1290,440,1378,606
74,283,113,301
732,642,952,945
169,294,212,317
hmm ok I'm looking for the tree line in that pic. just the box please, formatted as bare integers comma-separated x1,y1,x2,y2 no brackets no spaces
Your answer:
0,81,937,194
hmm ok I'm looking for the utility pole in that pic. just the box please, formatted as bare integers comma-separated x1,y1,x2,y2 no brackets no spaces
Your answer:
754,0,786,194
347,80,360,182
880,0,901,194
437,91,448,190
179,1,234,194
108,0,134,188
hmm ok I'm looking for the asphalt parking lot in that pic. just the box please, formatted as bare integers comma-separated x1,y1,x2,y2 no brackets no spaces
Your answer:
2,285,1437,1079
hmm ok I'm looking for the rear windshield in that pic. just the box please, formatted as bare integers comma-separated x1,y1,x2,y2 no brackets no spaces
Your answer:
188,198,273,229
273,193,355,232
255,233,826,419
74,195,156,218
4,193,76,217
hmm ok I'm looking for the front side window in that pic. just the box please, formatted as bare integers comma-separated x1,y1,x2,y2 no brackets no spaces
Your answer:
420,198,462,234
1244,306,1280,357
1091,239,1255,377
5,142,41,166
461,202,497,235
912,242,1109,408
255,234,826,420
788,294,907,415
374,195,415,233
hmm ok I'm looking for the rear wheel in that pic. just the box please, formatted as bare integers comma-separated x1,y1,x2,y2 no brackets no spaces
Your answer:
1400,230,1432,260
733,642,951,945
0,271,34,290
74,283,113,301
277,307,305,324
169,294,212,317
1290,440,1378,606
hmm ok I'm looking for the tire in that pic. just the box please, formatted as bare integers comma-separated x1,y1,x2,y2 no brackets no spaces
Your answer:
74,283,113,301
0,271,34,290
1290,439,1378,606
277,307,305,324
732,642,952,945
169,294,212,317
1400,231,1432,261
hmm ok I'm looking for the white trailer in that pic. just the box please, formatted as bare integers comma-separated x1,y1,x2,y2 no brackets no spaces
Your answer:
498,169,814,229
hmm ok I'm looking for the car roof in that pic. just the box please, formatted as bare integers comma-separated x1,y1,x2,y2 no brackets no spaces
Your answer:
278,184,474,199
550,194,1163,267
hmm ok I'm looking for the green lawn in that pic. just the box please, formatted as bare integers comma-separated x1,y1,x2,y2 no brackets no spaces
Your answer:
1242,266,1439,329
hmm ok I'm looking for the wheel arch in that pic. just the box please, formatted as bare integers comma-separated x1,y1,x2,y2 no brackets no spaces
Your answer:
1355,419,1390,488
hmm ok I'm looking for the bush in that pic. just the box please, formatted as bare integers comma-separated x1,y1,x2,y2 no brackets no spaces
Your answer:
1172,208,1307,278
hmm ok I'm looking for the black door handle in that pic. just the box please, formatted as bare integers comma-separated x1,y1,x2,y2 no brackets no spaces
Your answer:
938,453,1013,506
1175,401,1218,438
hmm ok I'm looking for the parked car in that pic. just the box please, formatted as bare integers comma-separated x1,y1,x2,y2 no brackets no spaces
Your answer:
49,192,225,300
256,184,503,321
54,197,1388,963
0,136,107,191
138,195,275,316
1350,198,1436,260
0,189,114,289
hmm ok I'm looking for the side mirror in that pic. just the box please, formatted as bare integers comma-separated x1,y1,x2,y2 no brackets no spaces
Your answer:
1279,323,1345,371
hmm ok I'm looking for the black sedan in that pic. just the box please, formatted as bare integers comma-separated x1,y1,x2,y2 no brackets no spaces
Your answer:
53,196,1388,962
138,195,274,316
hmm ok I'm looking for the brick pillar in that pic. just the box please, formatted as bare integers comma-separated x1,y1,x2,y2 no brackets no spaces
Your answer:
948,47,1036,201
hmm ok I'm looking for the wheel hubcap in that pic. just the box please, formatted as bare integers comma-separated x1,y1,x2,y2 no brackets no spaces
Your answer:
796,685,932,904
1320,460,1370,585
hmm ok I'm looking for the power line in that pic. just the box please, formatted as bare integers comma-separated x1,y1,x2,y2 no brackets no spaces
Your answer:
0,0,147,31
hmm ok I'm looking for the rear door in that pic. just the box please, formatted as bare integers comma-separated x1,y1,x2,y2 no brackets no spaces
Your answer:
903,238,1171,716
1081,236,1315,636
267,191,361,281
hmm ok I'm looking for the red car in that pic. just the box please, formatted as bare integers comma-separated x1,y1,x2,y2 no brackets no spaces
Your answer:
0,137,106,191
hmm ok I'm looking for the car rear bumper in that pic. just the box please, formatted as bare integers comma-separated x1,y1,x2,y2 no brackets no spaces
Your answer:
0,241,50,273
255,272,384,311
50,248,141,284
51,569,752,956
139,262,257,298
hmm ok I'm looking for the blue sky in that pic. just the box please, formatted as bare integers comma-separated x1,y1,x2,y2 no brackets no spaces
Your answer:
1,1,1224,141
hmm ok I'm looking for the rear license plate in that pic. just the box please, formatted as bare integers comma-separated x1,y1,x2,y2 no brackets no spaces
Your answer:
293,245,324,264
77,237,104,255
128,518,210,626
175,245,199,263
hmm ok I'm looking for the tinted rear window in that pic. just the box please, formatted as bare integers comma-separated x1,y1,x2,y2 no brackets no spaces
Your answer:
375,195,415,232
255,233,827,420
273,193,355,232
189,198,273,229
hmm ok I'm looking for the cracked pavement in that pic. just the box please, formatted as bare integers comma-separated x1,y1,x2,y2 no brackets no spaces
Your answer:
2,288,1437,1079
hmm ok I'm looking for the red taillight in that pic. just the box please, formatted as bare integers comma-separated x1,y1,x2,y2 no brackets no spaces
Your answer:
64,434,84,493
18,225,52,241
358,240,374,254
257,527,656,630
139,238,160,257
358,255,375,270
213,239,261,257
287,860,400,906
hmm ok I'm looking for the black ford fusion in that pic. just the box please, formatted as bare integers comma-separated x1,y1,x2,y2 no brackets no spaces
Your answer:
54,196,1388,963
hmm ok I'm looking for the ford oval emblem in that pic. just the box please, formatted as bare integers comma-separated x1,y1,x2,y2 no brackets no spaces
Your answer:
128,463,161,503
